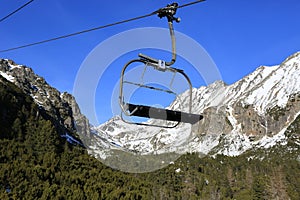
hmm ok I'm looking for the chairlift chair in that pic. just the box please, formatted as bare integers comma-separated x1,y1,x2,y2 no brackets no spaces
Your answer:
119,3,203,128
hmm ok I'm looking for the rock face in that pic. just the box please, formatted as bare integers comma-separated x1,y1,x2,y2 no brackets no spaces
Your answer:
232,94,300,138
195,106,233,136
0,59,91,142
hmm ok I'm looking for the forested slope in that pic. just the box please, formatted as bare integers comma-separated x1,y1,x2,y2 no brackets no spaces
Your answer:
0,76,299,199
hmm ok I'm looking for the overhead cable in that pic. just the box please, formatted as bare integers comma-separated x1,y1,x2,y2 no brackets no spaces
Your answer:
0,0,205,53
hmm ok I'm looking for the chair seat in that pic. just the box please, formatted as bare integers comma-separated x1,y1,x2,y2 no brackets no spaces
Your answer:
127,103,203,124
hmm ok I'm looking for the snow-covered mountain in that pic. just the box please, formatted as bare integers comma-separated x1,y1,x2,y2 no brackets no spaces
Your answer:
90,52,300,160
1,52,299,172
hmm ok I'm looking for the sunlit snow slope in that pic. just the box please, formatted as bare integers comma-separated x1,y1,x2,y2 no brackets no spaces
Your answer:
90,52,300,158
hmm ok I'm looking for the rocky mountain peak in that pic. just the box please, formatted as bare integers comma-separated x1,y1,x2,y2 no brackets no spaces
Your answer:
0,59,91,140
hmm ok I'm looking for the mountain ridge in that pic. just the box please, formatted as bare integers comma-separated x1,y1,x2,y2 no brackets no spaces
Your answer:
91,52,300,159
0,52,299,165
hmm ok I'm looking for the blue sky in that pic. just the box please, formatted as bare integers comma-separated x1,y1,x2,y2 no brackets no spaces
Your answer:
1,0,300,125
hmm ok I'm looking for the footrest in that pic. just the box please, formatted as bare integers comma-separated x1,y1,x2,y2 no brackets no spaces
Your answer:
127,103,203,124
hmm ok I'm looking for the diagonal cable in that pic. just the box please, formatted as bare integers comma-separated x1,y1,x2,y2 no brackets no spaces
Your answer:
0,0,35,23
0,12,155,53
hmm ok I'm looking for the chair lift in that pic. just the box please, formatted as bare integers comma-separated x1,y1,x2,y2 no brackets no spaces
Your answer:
119,2,203,128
